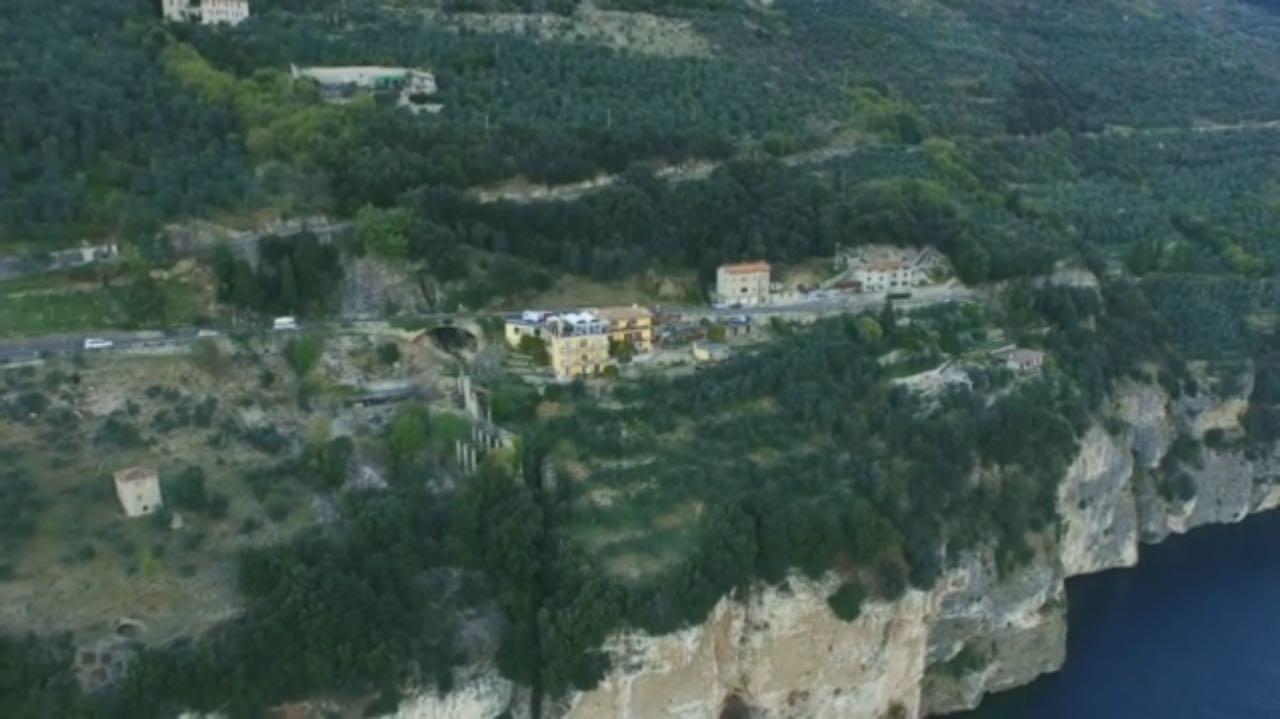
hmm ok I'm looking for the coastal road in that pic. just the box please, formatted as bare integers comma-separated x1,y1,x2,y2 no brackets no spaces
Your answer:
0,285,975,365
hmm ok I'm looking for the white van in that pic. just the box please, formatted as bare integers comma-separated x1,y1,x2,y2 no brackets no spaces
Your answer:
83,338,114,351
272,316,299,331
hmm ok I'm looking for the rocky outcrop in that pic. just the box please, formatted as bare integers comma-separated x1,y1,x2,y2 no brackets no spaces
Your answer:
1056,425,1138,576
561,578,930,719
1124,364,1273,544
1115,380,1175,470
542,551,1068,719
920,555,1065,716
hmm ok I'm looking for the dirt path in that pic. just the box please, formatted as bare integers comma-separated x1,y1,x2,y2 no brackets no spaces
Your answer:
468,141,869,205
467,116,1280,206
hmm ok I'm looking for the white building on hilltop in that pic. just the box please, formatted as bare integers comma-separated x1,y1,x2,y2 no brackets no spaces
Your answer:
162,0,250,26
113,467,164,518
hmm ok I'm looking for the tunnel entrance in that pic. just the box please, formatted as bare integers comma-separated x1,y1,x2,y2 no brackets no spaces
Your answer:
426,324,477,353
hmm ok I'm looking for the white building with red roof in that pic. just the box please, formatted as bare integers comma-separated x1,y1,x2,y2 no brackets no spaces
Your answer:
113,467,163,518
714,260,772,308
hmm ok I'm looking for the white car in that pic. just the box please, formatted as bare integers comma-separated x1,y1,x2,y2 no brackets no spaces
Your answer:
196,329,221,338
272,316,299,331
83,338,114,351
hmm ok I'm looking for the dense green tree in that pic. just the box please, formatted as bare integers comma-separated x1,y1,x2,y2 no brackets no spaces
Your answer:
285,334,324,376
0,0,249,245
0,635,96,719
355,205,416,259
387,406,430,479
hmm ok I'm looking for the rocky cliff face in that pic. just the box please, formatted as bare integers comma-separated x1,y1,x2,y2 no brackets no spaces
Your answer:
387,367,1279,719
1056,424,1138,576
561,578,930,719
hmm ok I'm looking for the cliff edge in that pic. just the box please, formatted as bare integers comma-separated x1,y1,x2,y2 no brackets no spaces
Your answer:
385,364,1280,719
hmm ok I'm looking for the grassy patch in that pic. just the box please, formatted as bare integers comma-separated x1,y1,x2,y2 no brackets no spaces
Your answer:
0,273,201,338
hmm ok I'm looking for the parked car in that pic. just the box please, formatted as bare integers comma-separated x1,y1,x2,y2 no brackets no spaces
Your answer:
272,316,299,331
83,338,114,351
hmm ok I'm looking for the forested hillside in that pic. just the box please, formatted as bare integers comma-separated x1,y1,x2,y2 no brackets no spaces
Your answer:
9,0,1280,261
0,0,250,247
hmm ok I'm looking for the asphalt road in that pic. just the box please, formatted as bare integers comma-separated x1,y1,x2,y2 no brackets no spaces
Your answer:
0,286,974,365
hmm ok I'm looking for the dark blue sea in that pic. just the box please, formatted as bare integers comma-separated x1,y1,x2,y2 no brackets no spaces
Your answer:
955,510,1280,719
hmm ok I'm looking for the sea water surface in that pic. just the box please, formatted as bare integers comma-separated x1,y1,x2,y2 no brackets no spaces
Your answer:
957,509,1280,719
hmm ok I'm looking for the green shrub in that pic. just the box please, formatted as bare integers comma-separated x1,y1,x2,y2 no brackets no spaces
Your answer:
388,405,431,479
265,497,291,523
165,466,209,513
940,642,991,678
207,493,230,520
1204,428,1227,449
827,580,867,621
241,425,288,455
285,334,325,376
94,416,145,449
181,532,207,552
148,507,173,532
1158,471,1197,503
377,342,402,365
518,335,550,366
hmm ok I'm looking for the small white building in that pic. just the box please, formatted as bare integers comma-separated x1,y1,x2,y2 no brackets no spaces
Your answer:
504,310,553,348
162,0,250,25
201,0,251,25
290,65,440,112
113,467,163,518
714,261,772,307
839,245,948,293
993,347,1047,373
692,342,731,364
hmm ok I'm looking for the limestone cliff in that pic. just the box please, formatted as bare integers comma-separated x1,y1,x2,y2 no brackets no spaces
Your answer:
560,579,930,719
918,555,1064,716
925,367,1272,715
1055,425,1138,576
385,366,1280,719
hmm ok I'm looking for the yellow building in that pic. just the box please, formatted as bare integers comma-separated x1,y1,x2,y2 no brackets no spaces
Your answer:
505,311,551,348
546,312,612,380
595,305,654,353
